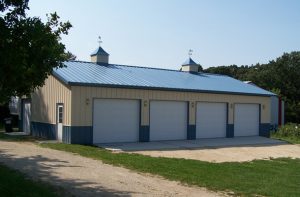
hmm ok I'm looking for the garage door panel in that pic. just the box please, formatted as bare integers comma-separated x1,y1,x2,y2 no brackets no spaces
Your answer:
93,99,139,143
150,101,187,141
196,102,227,138
234,104,259,136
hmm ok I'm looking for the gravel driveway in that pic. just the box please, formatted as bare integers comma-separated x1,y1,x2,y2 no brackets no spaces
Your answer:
0,141,222,197
131,144,300,162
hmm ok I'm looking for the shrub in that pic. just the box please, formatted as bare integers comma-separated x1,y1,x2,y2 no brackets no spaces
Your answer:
273,123,300,138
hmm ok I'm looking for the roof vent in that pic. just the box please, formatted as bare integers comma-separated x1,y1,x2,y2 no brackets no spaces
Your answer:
90,36,109,64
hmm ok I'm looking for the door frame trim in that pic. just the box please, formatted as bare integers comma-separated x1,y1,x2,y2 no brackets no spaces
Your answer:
56,103,64,141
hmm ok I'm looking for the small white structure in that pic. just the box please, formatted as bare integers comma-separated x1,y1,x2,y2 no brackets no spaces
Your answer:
9,96,31,134
8,96,21,115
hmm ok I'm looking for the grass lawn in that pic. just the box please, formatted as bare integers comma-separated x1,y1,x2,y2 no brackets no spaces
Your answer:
0,131,37,142
40,143,300,197
0,163,63,197
271,135,300,144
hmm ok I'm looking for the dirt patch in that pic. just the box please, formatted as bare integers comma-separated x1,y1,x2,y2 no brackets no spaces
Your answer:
131,144,300,162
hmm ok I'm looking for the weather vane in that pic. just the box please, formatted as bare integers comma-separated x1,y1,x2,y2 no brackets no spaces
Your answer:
188,49,193,57
98,36,102,46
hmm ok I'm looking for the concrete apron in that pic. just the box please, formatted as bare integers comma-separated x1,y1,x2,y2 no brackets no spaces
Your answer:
96,136,287,152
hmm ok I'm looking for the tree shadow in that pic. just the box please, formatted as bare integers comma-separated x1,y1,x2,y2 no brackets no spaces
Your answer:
0,149,135,197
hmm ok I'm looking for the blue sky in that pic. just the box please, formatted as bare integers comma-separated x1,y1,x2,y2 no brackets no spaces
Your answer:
28,0,300,69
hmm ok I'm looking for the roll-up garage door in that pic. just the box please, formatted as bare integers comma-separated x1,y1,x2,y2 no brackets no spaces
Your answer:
234,104,259,136
150,101,187,141
196,102,227,138
93,99,140,143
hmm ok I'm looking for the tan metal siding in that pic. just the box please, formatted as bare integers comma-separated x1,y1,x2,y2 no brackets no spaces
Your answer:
31,75,71,125
71,86,271,126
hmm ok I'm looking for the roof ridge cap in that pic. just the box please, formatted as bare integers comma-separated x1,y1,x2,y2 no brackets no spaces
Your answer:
64,60,229,76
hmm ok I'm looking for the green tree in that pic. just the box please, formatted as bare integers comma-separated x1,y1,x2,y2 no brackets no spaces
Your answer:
0,0,72,102
252,52,300,123
205,65,237,77
64,51,77,60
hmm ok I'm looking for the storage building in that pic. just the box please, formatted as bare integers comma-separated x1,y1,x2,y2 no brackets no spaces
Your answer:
20,46,275,144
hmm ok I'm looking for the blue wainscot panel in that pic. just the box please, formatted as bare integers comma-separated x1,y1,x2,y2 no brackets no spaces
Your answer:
259,123,271,137
139,125,150,142
31,122,56,140
226,124,234,138
187,125,196,140
63,126,93,145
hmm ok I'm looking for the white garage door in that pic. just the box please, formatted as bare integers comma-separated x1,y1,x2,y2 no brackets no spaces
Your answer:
93,99,140,143
234,104,259,136
196,102,227,138
150,101,187,141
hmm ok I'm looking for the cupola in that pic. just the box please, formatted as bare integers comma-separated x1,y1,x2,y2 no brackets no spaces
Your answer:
180,50,202,73
181,57,202,73
90,36,109,64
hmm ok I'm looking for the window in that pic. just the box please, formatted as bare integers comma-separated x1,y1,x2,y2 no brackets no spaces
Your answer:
58,106,63,123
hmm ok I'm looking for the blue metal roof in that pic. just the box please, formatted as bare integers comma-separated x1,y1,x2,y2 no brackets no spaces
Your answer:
90,47,109,56
53,61,275,96
182,58,198,66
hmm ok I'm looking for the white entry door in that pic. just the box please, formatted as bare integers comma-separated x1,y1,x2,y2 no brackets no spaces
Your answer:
23,100,31,134
150,101,187,141
196,102,227,138
56,104,63,141
93,99,140,144
234,104,259,136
